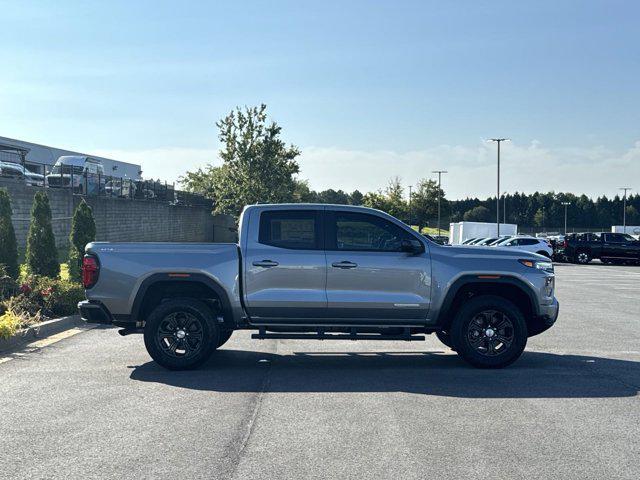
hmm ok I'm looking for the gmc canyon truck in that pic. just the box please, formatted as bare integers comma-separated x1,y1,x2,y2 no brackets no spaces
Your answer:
78,204,559,369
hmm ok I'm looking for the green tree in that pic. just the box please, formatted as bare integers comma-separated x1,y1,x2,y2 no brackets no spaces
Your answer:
26,191,59,278
68,200,96,282
411,178,444,230
181,104,301,218
463,205,491,222
349,190,364,205
0,188,19,279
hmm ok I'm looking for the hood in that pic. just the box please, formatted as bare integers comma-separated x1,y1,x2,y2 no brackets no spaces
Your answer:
445,244,544,260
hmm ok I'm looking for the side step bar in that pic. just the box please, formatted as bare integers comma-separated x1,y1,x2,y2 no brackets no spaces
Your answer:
252,327,425,342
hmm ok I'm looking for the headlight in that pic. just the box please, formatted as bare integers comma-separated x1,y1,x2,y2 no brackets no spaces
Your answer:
519,259,554,273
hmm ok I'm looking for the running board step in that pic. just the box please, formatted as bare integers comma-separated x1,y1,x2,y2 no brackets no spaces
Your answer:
252,327,425,342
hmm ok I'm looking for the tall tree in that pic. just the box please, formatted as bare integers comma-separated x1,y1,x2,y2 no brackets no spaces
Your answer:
463,205,491,222
0,188,18,279
26,191,59,278
181,104,300,218
68,200,96,282
411,178,444,230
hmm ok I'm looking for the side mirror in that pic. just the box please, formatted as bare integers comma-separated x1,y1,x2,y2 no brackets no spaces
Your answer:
401,238,425,254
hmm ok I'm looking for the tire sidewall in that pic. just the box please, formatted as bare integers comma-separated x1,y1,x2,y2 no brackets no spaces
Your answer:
450,295,528,368
144,299,219,370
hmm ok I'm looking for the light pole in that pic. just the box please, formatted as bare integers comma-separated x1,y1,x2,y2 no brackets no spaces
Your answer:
408,185,413,227
620,187,632,232
561,201,571,234
503,191,507,225
432,170,447,236
488,139,509,236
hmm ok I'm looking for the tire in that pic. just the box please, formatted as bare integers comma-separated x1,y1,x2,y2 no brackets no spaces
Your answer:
450,295,528,369
574,250,591,264
536,251,551,258
143,298,219,370
216,329,233,348
435,330,455,350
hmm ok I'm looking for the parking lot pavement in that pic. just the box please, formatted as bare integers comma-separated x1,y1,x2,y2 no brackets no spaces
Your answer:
1,263,639,480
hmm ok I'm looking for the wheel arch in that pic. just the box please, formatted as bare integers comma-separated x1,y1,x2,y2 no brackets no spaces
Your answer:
436,275,539,333
131,273,235,329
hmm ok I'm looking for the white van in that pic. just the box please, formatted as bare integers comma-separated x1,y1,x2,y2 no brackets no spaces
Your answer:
46,156,105,193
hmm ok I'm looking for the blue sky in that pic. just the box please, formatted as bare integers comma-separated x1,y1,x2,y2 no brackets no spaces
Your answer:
1,0,639,198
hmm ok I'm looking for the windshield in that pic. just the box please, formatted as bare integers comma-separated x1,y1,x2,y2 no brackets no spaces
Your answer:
51,164,84,175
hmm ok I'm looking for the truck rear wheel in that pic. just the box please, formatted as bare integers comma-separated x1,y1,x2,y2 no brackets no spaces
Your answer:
450,295,527,369
143,299,219,370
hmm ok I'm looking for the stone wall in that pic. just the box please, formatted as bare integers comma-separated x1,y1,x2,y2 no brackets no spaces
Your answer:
1,178,218,250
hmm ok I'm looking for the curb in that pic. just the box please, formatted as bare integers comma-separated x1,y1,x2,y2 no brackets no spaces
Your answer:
0,315,87,353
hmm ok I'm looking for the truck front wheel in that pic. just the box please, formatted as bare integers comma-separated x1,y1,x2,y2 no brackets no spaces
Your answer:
575,250,591,264
143,299,219,370
450,295,528,369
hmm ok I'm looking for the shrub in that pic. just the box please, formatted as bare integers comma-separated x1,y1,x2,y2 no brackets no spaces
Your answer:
12,275,85,318
0,188,19,279
25,191,59,278
0,265,18,300
0,310,20,339
68,200,96,282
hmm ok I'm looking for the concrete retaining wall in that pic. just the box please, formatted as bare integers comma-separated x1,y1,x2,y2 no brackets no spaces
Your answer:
1,178,218,249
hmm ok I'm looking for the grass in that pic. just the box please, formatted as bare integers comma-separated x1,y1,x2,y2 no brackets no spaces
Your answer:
410,226,450,236
19,263,69,282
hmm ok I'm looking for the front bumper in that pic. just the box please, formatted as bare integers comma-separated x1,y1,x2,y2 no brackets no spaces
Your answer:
529,297,559,337
78,300,113,325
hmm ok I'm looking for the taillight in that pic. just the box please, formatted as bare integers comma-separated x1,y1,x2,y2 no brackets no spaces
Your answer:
563,239,568,248
82,255,99,289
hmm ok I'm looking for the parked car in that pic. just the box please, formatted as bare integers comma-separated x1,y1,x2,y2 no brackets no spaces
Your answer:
461,237,479,245
487,235,513,246
0,161,45,186
560,232,640,264
475,237,500,246
46,155,105,194
79,203,559,370
495,236,553,258
468,237,489,245
105,179,136,198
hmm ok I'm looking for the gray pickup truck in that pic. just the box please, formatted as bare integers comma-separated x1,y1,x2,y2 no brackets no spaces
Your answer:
78,203,559,369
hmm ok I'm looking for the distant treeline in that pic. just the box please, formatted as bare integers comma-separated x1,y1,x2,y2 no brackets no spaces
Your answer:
295,184,640,230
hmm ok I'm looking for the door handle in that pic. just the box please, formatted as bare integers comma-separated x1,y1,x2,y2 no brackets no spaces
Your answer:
332,261,357,269
252,260,279,268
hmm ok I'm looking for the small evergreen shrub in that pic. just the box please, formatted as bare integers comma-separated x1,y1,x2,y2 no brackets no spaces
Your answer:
0,188,19,279
25,191,59,278
68,199,96,282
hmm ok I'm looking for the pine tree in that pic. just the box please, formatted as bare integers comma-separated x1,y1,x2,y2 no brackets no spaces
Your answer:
25,191,59,278
68,200,96,282
0,188,19,279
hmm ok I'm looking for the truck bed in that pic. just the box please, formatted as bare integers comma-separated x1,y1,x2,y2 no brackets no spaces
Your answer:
85,242,241,320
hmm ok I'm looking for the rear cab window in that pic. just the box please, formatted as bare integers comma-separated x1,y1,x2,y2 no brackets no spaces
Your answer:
258,210,322,250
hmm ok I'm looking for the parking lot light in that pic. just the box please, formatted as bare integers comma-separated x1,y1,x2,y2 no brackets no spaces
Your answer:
488,139,510,236
561,201,571,234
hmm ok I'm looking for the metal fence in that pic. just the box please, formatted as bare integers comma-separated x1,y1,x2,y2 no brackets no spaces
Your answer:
0,158,212,208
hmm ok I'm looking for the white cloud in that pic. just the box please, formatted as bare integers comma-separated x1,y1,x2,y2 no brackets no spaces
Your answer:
298,141,640,199
95,140,640,199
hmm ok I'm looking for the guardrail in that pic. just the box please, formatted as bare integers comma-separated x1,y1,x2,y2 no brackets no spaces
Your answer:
0,159,211,208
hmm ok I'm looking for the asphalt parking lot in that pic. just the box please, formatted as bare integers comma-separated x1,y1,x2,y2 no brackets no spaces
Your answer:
1,262,639,480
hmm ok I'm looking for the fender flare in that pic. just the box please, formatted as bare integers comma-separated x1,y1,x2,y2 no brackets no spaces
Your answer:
131,272,234,325
435,274,540,326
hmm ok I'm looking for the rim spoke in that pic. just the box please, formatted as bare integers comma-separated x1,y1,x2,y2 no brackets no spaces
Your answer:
468,310,514,357
156,311,204,359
